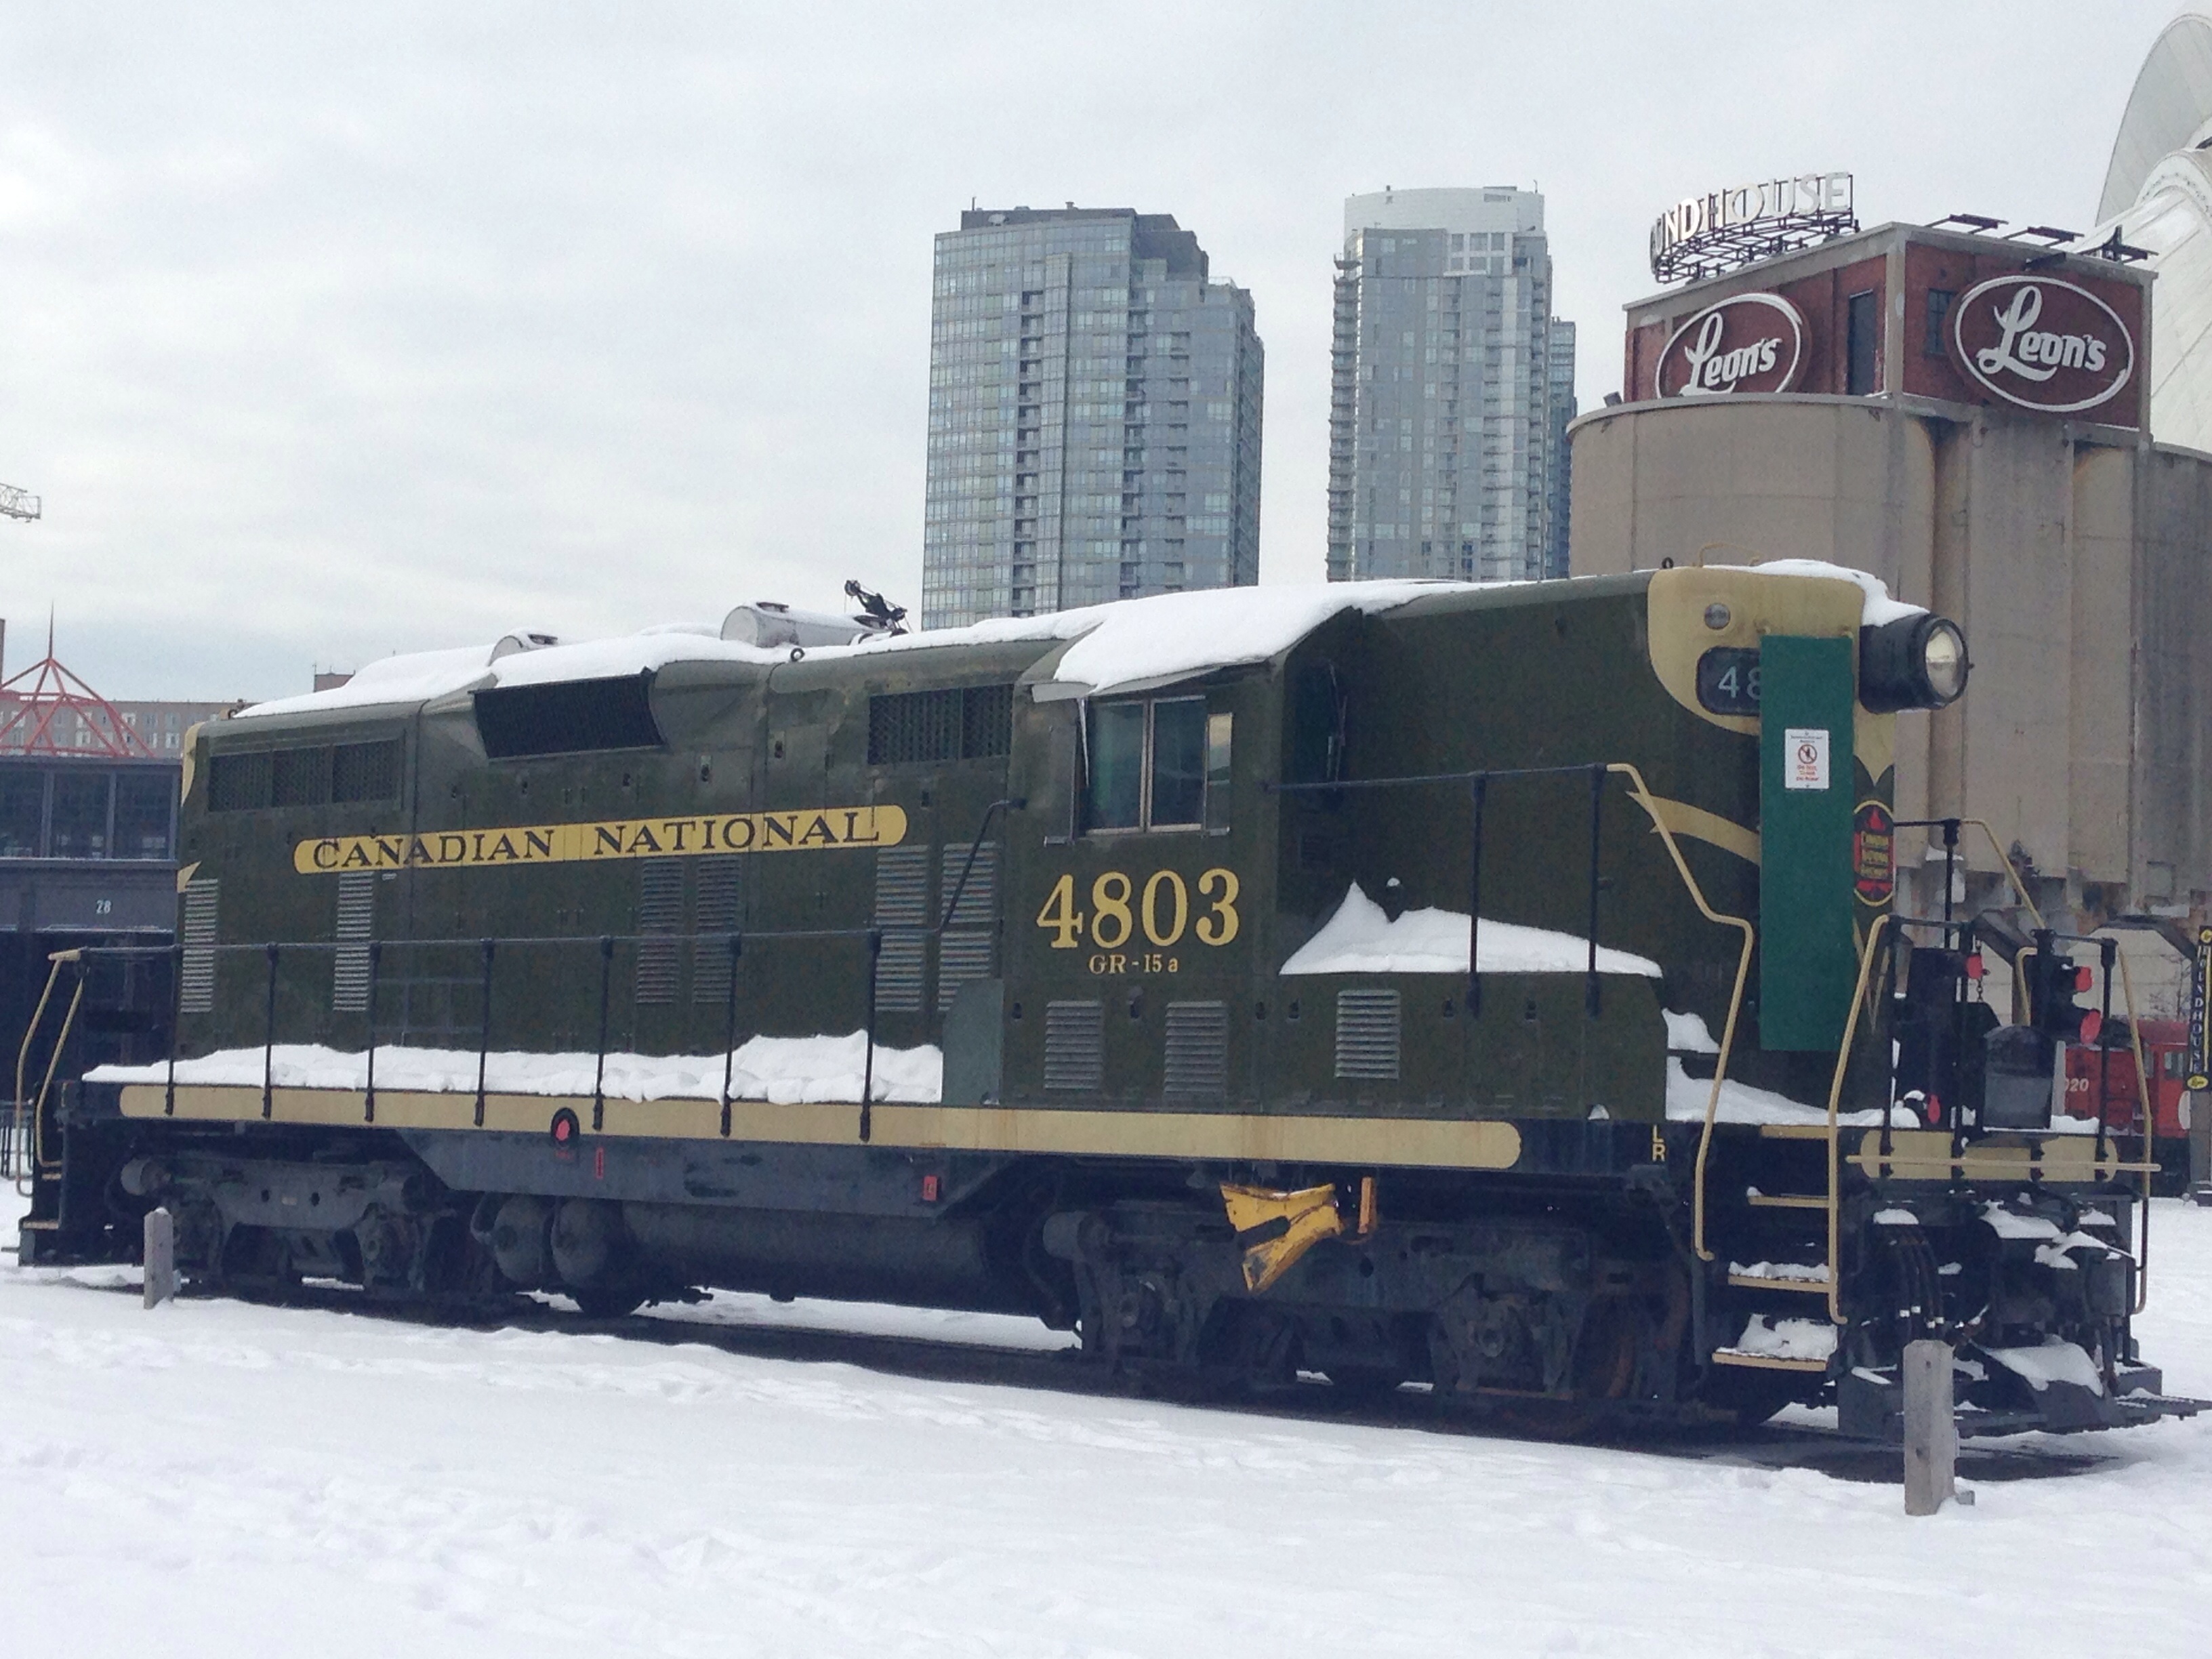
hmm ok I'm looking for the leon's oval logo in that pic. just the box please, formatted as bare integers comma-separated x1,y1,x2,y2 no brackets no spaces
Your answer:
1656,293,1806,398
1948,276,2134,415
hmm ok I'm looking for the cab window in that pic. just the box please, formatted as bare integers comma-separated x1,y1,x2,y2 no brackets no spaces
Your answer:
1085,695,1213,832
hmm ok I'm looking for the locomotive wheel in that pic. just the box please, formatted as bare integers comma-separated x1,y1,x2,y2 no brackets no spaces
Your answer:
1479,1295,1643,1441
570,1284,648,1319
215,1225,302,1303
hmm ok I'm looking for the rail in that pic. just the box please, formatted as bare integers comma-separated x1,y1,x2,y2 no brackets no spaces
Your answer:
4,804,1025,1182
1822,914,1893,1323
1274,758,1759,1259
6,922,926,1186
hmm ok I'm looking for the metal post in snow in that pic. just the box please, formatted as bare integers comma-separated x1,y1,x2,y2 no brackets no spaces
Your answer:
1902,1338,1965,1514
143,1206,176,1309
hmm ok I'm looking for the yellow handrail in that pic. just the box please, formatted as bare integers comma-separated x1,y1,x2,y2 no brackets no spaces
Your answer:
10,954,73,1190
14,951,84,1196
1603,763,1757,1263
1823,913,1894,1324
10,954,65,1179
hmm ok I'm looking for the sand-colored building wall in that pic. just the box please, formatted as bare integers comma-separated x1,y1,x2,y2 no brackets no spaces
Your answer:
1570,396,2209,918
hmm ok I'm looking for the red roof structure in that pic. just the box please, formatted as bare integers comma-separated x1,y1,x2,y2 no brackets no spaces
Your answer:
0,619,157,758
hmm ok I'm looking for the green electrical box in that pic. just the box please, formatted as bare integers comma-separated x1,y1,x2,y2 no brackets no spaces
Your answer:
1759,634,1858,1052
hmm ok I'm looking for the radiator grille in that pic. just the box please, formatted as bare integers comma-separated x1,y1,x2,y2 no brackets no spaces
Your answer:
180,879,219,1014
332,873,375,1012
873,845,932,1013
1334,989,1401,1080
635,860,684,1005
868,684,1015,766
690,857,743,1006
1163,1000,1229,1097
1044,1000,1104,1092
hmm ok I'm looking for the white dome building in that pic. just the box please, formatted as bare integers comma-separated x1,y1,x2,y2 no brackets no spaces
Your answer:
2087,12,2212,451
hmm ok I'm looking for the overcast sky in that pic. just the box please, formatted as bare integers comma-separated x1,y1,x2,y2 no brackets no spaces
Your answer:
0,1,2186,700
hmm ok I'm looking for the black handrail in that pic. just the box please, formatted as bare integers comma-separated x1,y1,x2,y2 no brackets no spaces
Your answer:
592,935,613,1132
163,941,183,1119
1286,760,1614,1023
61,814,1014,1143
260,943,279,1120
364,940,382,1123
718,933,742,1138
474,939,495,1128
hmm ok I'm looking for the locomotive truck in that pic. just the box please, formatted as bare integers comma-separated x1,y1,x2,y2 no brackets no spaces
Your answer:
12,563,2203,1437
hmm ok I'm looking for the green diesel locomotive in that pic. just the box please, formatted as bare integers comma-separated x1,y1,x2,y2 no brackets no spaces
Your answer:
14,565,2201,1436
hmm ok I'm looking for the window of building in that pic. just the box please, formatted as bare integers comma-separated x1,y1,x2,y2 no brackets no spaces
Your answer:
49,770,110,858
1924,288,1955,358
114,771,176,859
0,769,43,856
1845,289,1880,395
1085,695,1210,832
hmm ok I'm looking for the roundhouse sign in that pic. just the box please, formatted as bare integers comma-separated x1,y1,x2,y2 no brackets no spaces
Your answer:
1948,275,2134,415
1656,293,1807,398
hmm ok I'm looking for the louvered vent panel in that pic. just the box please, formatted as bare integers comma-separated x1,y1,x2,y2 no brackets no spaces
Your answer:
690,857,743,1005
180,879,219,1015
937,841,997,926
332,873,375,1012
873,845,933,1013
635,861,684,1006
1163,1001,1229,1097
1044,1000,1105,1092
937,931,996,1012
1334,989,1401,1080
935,840,998,1011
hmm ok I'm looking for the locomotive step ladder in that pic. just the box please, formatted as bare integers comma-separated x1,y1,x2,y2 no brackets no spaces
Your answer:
1697,899,1874,1382
1707,1122,1841,1374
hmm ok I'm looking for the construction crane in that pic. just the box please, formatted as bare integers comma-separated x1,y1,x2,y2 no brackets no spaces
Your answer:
0,482,39,521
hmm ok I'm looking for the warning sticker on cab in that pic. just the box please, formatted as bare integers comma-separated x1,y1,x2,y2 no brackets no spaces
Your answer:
1784,728,1830,791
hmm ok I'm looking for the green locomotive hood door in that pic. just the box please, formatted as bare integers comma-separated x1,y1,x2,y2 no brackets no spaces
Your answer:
1758,634,1858,1052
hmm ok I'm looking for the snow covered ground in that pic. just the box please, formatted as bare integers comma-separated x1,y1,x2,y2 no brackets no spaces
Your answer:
5,1187,2211,1658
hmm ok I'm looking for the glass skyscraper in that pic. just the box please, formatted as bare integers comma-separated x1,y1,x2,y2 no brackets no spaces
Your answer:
922,207,1263,629
1327,188,1575,583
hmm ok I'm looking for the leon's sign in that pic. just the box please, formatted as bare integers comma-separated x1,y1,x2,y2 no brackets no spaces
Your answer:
1656,293,1806,398
1948,276,2134,415
294,805,908,874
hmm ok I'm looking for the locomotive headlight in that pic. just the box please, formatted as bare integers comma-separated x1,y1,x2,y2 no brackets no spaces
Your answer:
1859,613,1969,712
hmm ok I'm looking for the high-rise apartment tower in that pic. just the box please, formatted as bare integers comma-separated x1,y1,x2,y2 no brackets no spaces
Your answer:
1327,187,1575,582
923,207,1263,629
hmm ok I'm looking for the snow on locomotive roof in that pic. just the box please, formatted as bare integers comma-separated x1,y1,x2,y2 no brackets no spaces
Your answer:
235,565,1924,721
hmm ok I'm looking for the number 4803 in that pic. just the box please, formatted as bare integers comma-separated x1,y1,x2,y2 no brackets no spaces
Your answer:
1036,868,1239,949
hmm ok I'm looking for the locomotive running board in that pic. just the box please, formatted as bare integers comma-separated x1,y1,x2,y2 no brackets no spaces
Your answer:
115,1082,1530,1172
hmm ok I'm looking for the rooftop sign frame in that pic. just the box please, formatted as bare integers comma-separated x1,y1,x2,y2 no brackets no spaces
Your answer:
1650,173,1858,285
